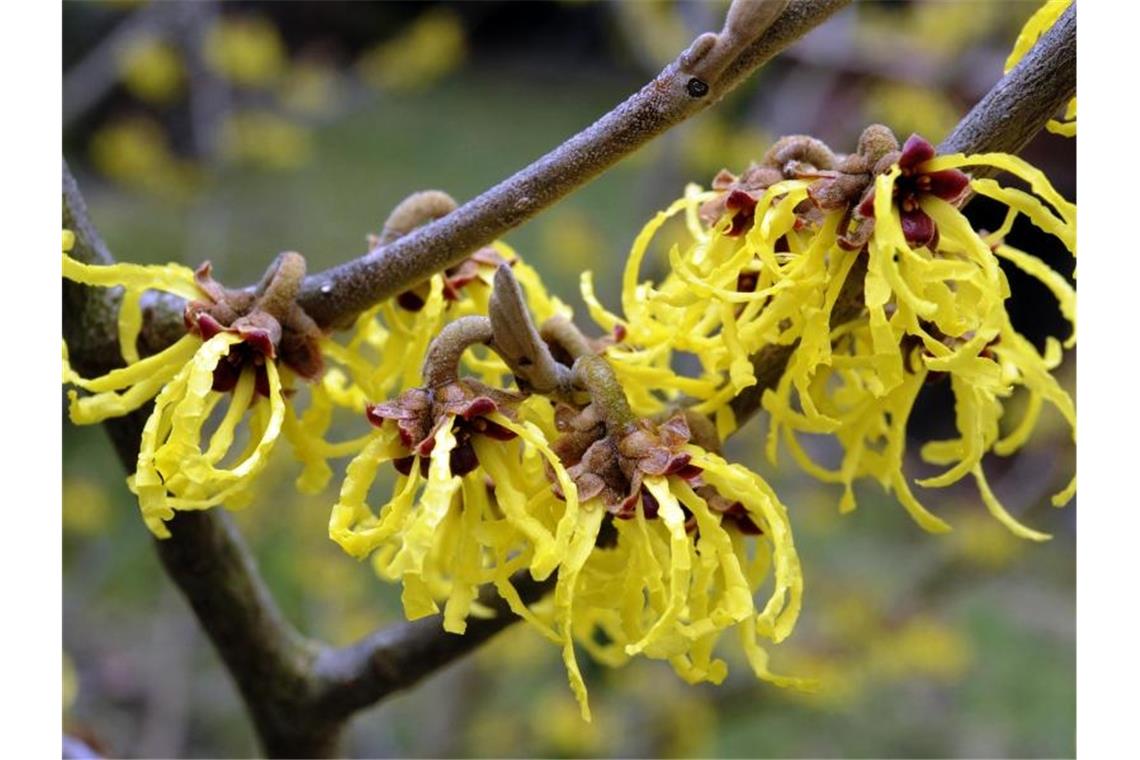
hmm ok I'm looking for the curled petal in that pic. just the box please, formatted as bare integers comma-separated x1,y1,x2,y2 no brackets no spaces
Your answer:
898,133,936,172
923,168,970,202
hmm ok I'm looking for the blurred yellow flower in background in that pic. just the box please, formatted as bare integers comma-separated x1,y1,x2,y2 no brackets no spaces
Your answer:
357,9,466,92
204,15,287,88
220,109,314,171
89,117,199,200
118,35,184,104
63,477,113,537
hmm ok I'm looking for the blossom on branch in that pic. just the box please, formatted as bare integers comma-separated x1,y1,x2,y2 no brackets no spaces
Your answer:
62,247,349,535
762,133,1076,538
328,261,807,720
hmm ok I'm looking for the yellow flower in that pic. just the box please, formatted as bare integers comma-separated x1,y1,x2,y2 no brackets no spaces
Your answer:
204,16,287,87
220,110,313,171
1005,0,1075,137
583,451,804,690
581,176,840,442
764,137,1075,538
328,250,575,629
606,127,1074,539
330,391,581,634
329,250,807,720
62,251,354,536
356,9,466,92
118,35,184,104
88,116,199,199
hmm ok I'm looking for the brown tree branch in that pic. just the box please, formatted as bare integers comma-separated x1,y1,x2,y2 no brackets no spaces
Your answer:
296,0,849,329
111,0,850,333
309,573,554,720
939,3,1076,160
728,3,1076,428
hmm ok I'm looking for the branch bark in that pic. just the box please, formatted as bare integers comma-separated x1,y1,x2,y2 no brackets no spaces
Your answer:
309,574,554,719
104,0,849,333
728,3,1076,428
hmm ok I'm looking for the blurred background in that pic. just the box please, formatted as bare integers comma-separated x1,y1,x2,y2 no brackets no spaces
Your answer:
62,1,1075,757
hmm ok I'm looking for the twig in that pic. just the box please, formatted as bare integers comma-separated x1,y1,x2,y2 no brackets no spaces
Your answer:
308,573,554,720
294,0,850,328
89,0,852,336
939,4,1076,160
727,4,1076,428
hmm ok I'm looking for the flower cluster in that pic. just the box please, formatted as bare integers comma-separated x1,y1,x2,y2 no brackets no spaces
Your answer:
585,124,1074,539
63,116,1074,722
328,271,804,719
61,220,556,536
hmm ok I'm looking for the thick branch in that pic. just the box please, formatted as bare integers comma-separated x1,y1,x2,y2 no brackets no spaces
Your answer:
727,5,1076,427
939,4,1076,160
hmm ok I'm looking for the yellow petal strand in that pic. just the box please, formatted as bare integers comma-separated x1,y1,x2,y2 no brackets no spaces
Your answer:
392,421,462,619
738,616,813,690
622,195,693,318
442,475,486,634
1052,476,1076,507
166,359,286,510
689,448,802,643
993,392,1044,457
970,179,1075,252
65,334,201,423
973,465,1051,542
671,479,753,625
555,505,605,722
154,333,244,481
1004,0,1072,72
328,426,405,558
922,153,1075,233
62,254,202,300
117,289,144,365
994,243,1076,345
579,271,621,332
201,367,256,463
132,362,192,538
472,436,560,578
486,412,580,580
626,477,692,658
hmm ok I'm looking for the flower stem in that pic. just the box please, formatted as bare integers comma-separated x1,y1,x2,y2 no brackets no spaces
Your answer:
572,354,636,433
421,316,494,389
540,316,595,361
